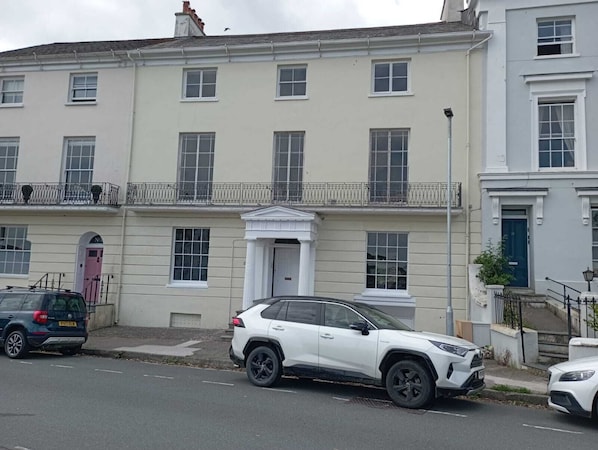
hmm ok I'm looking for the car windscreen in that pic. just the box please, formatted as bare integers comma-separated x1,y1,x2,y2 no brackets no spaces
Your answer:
352,303,412,331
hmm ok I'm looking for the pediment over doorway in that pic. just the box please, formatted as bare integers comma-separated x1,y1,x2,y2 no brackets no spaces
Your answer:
241,206,321,240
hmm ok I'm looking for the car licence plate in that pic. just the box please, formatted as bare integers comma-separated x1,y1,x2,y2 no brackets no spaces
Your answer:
475,369,485,380
59,321,77,327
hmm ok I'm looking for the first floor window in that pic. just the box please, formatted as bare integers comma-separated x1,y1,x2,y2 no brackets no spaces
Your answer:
0,225,30,275
1,77,24,104
273,131,304,201
0,138,19,200
183,68,217,99
64,137,95,201
592,209,598,273
172,228,210,282
69,73,97,102
178,133,215,201
372,61,408,94
539,100,575,168
369,129,409,202
366,232,408,290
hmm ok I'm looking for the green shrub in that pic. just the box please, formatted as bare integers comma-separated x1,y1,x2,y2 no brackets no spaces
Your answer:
473,239,514,286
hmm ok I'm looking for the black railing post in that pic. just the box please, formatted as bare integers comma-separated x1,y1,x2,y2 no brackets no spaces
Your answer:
518,298,526,364
567,295,572,342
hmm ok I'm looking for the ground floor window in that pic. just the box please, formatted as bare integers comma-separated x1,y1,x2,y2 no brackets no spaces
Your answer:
592,209,598,273
171,227,210,283
366,232,408,290
0,225,30,275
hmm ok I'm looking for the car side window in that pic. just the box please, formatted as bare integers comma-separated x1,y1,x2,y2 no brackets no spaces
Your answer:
324,304,361,329
21,294,43,311
261,301,283,319
284,301,320,325
0,294,25,311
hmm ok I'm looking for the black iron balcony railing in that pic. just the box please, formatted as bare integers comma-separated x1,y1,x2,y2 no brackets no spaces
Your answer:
0,182,120,207
126,182,462,208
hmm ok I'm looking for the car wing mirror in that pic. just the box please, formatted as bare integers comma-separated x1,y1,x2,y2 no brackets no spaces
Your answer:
350,321,369,335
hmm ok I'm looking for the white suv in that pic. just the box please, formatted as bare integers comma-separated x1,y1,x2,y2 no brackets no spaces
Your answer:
229,296,485,409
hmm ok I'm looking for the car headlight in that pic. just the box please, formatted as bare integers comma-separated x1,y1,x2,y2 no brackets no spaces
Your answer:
559,370,595,382
430,340,469,357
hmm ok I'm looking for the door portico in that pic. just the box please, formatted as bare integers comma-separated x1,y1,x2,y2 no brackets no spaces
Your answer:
241,206,321,309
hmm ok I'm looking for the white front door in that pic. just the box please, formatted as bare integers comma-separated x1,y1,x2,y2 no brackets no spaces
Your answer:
272,246,300,296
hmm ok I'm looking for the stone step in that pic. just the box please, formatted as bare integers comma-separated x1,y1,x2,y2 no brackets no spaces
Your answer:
537,330,572,345
538,352,568,365
538,342,569,355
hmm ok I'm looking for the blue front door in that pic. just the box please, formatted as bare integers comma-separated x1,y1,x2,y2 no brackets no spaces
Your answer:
502,217,529,288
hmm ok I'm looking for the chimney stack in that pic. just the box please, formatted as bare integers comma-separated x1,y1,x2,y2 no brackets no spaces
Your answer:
174,1,206,37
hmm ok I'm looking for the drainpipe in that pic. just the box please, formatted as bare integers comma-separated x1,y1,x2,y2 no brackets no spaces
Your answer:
465,32,492,320
114,52,139,324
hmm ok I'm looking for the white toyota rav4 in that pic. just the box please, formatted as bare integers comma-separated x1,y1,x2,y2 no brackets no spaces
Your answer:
230,296,485,409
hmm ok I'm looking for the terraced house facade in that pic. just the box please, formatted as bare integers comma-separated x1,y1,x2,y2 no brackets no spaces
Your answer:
0,2,488,332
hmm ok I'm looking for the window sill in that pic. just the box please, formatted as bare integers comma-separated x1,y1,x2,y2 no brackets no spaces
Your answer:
369,92,413,98
534,53,580,60
0,103,24,108
274,96,309,101
65,101,97,106
166,281,208,289
0,273,28,279
180,98,218,103
354,289,415,306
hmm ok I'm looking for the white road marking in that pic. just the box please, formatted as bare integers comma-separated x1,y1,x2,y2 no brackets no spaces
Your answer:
202,380,234,386
175,340,202,348
17,361,33,365
333,397,351,402
15,446,32,450
51,364,74,369
94,369,123,374
143,374,174,380
426,410,468,418
523,423,583,434
262,387,297,393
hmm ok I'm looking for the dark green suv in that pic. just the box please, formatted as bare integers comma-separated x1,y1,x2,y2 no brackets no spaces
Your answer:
0,286,88,358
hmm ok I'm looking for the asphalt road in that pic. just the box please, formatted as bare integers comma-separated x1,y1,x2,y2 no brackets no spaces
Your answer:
1,353,596,450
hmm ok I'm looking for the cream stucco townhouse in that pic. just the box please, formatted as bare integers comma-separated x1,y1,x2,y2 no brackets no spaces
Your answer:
470,0,598,294
0,2,489,332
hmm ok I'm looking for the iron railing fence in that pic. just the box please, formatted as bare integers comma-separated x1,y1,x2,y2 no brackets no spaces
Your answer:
0,182,120,206
545,277,584,340
495,291,527,363
83,273,116,308
33,272,66,291
126,181,462,208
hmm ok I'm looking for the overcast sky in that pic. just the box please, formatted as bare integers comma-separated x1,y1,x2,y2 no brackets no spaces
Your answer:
0,0,447,52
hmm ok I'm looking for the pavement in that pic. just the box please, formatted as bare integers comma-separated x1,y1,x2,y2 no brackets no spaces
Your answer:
81,326,550,406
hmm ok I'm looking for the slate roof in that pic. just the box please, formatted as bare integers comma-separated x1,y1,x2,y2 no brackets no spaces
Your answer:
0,21,479,59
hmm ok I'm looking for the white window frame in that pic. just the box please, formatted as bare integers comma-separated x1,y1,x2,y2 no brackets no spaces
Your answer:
63,137,96,202
182,68,217,100
592,208,598,273
0,77,24,105
276,65,307,99
526,73,590,172
537,18,575,58
177,133,215,201
0,138,19,201
364,231,408,292
371,60,410,96
68,73,98,103
169,227,210,287
0,225,30,276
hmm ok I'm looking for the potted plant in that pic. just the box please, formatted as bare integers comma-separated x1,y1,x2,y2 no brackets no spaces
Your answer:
21,184,33,204
90,184,103,204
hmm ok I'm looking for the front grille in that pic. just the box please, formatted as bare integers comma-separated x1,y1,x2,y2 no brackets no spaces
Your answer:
470,352,483,368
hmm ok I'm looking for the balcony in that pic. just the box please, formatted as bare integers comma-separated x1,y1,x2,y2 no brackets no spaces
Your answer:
0,182,120,209
126,182,462,211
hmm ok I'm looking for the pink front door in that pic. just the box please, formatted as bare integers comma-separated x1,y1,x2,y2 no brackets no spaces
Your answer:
84,248,103,303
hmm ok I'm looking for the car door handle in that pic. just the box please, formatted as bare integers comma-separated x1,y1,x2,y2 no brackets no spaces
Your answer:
271,325,285,331
508,262,518,266
320,334,334,339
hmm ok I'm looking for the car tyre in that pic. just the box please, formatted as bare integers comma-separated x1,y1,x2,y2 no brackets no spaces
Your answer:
385,360,434,409
4,329,29,359
246,346,282,387
60,346,82,356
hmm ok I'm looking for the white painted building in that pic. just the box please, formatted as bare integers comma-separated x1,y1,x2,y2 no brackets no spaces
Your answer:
470,0,598,293
0,3,489,332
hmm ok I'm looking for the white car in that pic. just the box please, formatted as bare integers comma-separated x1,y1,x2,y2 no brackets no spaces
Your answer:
229,296,485,409
548,356,598,418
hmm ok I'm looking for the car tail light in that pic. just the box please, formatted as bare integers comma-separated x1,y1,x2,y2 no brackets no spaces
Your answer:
232,317,245,328
33,310,48,325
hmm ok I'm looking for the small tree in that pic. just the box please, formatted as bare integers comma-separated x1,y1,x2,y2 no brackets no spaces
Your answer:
473,239,514,286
